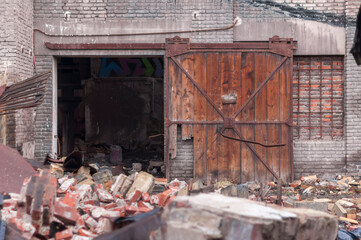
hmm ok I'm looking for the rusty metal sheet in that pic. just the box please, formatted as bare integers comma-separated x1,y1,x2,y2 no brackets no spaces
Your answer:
0,71,50,115
0,143,35,193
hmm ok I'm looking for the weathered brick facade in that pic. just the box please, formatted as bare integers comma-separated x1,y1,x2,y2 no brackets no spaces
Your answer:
1,0,361,181
0,0,36,154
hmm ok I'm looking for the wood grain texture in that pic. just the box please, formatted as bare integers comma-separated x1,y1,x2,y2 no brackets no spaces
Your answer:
254,53,268,182
193,53,207,180
181,54,194,140
266,53,281,180
206,53,220,183
240,53,255,182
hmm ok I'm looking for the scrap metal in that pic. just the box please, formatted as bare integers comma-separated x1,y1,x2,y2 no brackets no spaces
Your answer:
0,71,50,115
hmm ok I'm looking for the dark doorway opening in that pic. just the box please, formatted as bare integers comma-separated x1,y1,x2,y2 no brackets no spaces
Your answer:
57,57,164,173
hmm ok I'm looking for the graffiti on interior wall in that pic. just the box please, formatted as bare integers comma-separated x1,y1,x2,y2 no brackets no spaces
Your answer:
98,58,164,78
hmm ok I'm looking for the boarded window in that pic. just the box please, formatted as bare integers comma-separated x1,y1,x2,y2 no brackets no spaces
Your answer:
293,56,344,140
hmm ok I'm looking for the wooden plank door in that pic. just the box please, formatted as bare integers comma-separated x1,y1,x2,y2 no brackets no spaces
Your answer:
165,36,295,183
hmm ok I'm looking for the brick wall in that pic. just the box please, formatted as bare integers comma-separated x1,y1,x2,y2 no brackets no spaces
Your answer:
33,55,53,161
169,127,194,181
29,0,361,180
233,0,349,179
345,0,361,176
0,0,35,152
32,0,234,165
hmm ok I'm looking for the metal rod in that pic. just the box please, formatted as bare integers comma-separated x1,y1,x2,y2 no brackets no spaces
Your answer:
232,127,279,179
219,129,286,147
233,57,288,119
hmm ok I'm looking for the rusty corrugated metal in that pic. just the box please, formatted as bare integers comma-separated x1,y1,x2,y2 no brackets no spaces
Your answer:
0,71,50,115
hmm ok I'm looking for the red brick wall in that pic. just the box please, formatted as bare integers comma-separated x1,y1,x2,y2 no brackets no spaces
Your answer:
293,56,344,140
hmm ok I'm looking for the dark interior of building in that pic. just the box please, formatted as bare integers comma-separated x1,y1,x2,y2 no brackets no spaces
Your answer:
57,57,164,172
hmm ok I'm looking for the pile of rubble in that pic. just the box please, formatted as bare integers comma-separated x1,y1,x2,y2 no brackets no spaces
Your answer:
4,163,361,240
1,165,187,240
150,194,338,240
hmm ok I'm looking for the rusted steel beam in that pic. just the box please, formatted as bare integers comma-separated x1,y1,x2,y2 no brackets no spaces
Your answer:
191,42,270,49
45,42,273,51
164,55,170,181
45,42,166,50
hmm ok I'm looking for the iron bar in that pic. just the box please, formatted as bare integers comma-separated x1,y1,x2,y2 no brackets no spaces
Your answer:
289,57,294,182
232,127,280,179
44,42,276,52
219,129,285,147
233,57,288,119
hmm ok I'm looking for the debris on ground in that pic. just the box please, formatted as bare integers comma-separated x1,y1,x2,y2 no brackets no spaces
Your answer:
150,194,338,240
1,165,187,239
3,150,361,240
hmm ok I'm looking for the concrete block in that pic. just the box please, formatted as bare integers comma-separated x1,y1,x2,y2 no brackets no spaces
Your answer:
125,172,154,198
118,176,133,197
220,185,237,197
154,194,338,240
294,201,328,213
332,202,347,217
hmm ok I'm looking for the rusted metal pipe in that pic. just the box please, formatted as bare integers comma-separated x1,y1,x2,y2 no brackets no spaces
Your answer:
34,20,238,38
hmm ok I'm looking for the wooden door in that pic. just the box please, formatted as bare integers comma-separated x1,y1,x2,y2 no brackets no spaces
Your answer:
165,36,295,183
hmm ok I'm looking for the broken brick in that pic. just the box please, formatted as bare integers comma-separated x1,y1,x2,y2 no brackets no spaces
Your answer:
78,228,97,238
54,201,81,225
104,202,117,210
94,218,112,234
57,178,76,194
55,229,73,240
95,187,114,203
81,214,98,230
110,174,127,195
142,192,150,202
127,190,142,203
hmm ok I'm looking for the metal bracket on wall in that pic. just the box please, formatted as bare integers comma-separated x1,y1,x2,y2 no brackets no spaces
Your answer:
165,36,190,58
269,35,296,57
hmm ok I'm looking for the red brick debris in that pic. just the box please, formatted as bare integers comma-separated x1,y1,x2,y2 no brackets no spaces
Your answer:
1,167,188,239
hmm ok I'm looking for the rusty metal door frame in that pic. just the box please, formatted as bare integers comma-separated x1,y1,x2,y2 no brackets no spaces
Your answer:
164,36,296,181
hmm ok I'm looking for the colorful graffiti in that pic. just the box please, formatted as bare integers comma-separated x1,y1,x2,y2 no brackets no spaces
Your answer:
98,57,164,78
